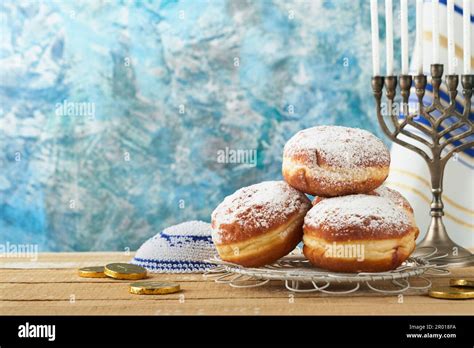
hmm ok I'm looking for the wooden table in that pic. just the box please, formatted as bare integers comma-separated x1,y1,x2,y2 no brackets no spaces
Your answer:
0,252,473,315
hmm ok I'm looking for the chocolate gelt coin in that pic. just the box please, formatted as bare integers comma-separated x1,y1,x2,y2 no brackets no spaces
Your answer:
428,286,474,300
449,278,474,288
104,263,147,280
78,266,107,278
129,281,181,295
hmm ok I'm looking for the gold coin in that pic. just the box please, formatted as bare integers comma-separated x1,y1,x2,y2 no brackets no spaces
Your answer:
129,281,181,295
428,286,474,300
450,278,474,288
78,266,107,278
104,263,147,280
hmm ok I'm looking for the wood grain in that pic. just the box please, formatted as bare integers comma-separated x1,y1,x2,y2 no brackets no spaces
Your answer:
0,252,472,315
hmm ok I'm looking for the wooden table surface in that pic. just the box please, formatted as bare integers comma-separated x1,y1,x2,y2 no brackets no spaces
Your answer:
0,252,473,315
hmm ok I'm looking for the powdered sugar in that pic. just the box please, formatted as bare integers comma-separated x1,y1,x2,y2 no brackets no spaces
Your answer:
305,194,410,237
372,186,410,210
211,181,310,243
283,126,390,168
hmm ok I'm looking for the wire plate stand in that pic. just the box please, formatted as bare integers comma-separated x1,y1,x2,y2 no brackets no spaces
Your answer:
204,247,450,295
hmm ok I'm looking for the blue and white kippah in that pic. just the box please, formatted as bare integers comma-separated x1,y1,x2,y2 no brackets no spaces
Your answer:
131,220,218,273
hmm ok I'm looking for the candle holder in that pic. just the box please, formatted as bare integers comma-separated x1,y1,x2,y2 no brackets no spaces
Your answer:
372,64,474,267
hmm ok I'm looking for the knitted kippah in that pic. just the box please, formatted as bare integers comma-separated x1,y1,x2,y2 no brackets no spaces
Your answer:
131,220,218,273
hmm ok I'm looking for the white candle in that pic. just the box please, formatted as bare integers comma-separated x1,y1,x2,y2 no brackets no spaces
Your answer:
371,0,381,76
464,0,471,74
386,0,394,75
432,0,440,63
416,0,424,74
447,0,455,74
401,0,409,74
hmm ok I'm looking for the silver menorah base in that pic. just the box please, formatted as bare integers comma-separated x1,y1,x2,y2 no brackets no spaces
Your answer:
372,64,474,268
416,217,473,267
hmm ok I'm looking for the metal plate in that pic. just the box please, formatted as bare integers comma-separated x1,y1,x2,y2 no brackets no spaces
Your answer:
204,248,450,294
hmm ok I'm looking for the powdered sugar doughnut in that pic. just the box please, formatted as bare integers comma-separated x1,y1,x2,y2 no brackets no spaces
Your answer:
312,186,414,217
303,193,419,272
211,181,311,267
282,126,390,197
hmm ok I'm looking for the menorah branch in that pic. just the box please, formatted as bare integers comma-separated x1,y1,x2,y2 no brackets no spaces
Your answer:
400,124,433,149
442,140,474,164
405,118,435,143
440,128,474,152
438,123,463,139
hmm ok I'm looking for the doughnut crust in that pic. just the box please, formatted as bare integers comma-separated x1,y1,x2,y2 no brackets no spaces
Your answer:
211,181,311,267
312,186,415,215
282,126,390,197
303,191,419,273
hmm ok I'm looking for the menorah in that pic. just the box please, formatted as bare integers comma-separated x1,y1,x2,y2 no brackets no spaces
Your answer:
372,64,474,267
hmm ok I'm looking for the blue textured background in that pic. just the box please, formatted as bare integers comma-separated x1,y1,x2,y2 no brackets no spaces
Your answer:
0,0,415,251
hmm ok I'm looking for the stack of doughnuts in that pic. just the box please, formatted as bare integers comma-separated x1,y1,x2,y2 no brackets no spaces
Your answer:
211,125,419,272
